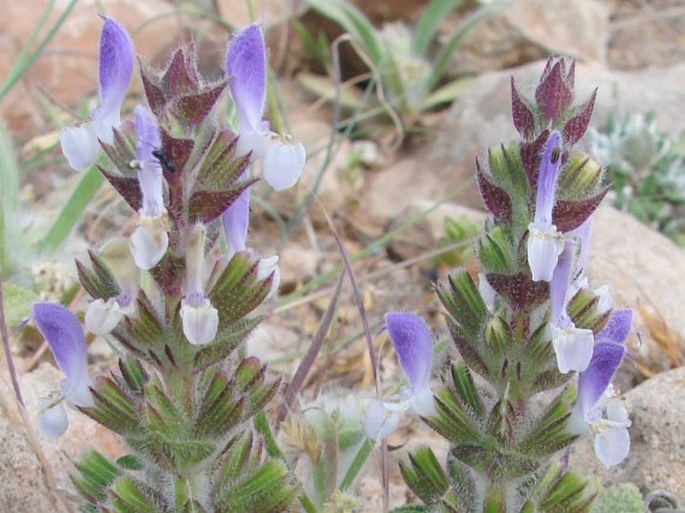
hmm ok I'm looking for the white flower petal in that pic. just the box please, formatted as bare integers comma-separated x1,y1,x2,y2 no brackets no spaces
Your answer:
92,108,121,145
594,427,630,469
60,123,99,171
478,273,496,312
129,214,169,270
237,127,268,159
408,386,436,418
180,298,219,345
36,399,69,439
60,373,94,408
263,140,306,191
551,324,594,373
594,285,613,315
606,398,630,426
364,400,400,441
257,255,281,299
527,222,564,282
85,298,125,335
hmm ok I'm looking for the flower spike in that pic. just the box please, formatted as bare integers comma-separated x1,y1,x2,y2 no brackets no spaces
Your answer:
527,130,565,282
60,17,134,171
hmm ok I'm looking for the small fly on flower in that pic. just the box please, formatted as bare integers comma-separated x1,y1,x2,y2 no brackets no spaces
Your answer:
151,147,175,174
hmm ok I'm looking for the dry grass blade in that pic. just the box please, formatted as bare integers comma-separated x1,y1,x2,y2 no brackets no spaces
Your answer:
330,227,378,393
278,270,346,423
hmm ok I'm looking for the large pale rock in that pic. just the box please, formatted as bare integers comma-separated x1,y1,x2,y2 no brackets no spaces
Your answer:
447,0,608,76
0,363,124,512
417,60,685,209
608,0,685,70
588,207,685,385
570,366,685,500
385,201,484,263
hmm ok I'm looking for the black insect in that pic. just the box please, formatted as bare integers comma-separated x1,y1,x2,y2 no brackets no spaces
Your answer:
152,148,176,174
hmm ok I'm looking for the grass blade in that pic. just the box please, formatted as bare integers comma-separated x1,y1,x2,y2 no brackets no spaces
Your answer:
38,165,104,254
426,1,506,94
279,270,346,421
0,0,78,104
412,0,462,57
305,0,384,65
339,437,373,491
0,119,21,276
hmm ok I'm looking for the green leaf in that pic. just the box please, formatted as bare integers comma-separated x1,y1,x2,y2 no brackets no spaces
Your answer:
590,483,644,513
116,454,144,471
216,459,299,513
296,72,366,110
39,165,104,253
72,450,120,504
422,77,473,110
400,446,449,504
111,477,162,513
426,1,505,93
1,282,38,328
305,0,385,64
413,0,462,57
0,118,21,276
450,363,485,419
339,437,372,491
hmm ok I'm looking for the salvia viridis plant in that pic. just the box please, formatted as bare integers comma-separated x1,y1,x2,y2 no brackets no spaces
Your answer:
364,59,634,512
32,18,307,512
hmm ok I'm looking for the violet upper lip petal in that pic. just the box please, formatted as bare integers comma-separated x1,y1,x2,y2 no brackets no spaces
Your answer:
226,24,266,135
385,311,433,395
32,302,93,408
60,17,134,171
527,130,565,282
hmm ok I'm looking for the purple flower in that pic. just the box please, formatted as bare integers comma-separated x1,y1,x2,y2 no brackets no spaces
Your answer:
569,309,632,468
84,238,140,335
364,312,435,440
129,105,170,270
222,183,250,260
60,17,134,171
32,302,93,438
225,24,305,191
549,242,594,373
527,130,565,282
180,225,218,345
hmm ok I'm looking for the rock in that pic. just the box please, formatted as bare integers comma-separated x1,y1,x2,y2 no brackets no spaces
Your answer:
279,243,320,287
360,153,483,227
419,60,685,209
0,363,124,512
446,0,608,77
385,200,484,263
570,366,685,500
587,207,685,386
246,321,302,368
607,0,685,70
